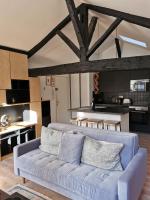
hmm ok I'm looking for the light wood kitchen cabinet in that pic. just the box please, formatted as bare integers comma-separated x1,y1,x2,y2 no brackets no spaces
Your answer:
10,52,28,80
0,50,11,89
35,124,42,138
29,77,41,102
30,102,42,137
0,90,6,104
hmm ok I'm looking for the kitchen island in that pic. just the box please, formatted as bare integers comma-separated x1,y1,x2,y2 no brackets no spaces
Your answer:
69,105,129,132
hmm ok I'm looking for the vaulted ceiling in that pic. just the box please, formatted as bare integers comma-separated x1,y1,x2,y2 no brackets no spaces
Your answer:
0,0,150,68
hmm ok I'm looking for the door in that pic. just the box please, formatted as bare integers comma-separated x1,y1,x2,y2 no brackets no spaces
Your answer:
55,75,70,123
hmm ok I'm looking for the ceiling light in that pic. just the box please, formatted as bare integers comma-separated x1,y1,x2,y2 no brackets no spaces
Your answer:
119,35,147,48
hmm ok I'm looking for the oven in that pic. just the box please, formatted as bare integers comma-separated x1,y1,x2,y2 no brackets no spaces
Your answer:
129,106,149,132
130,110,148,125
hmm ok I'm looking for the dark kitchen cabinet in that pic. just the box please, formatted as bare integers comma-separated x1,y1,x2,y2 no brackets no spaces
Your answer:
0,126,35,158
6,79,30,104
11,79,29,90
20,126,35,143
6,89,30,104
129,110,150,133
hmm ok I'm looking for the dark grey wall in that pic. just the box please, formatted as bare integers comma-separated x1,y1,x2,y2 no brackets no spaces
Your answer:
0,104,30,123
100,70,150,105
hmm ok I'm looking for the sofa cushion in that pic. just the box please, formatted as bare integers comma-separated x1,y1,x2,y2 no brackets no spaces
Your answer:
48,123,139,169
81,136,123,171
17,149,123,200
39,126,63,155
58,132,85,164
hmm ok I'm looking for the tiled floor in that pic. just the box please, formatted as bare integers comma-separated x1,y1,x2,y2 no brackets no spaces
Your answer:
0,133,149,200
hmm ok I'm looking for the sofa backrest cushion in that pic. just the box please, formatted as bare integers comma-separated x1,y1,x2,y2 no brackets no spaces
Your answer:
81,136,124,171
39,126,63,155
48,123,139,169
58,132,85,165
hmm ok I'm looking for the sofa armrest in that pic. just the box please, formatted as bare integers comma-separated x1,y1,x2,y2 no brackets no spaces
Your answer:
13,138,41,176
118,148,147,200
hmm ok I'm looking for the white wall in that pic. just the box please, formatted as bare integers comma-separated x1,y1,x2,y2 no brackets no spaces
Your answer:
100,41,150,59
29,1,81,68
70,73,92,108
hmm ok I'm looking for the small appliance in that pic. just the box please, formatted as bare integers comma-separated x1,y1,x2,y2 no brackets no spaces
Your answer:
130,79,149,92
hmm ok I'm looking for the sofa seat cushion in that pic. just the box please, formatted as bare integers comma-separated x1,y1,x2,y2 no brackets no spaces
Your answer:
17,149,123,200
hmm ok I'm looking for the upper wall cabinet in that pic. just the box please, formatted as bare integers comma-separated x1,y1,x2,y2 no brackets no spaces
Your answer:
10,52,28,80
29,77,41,102
0,50,11,89
0,90,6,104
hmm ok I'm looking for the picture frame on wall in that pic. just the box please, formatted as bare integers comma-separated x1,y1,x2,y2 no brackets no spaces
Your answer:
46,76,51,86
46,76,55,87
51,76,55,87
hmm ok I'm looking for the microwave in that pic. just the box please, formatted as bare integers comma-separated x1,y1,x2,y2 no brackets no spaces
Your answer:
130,79,149,92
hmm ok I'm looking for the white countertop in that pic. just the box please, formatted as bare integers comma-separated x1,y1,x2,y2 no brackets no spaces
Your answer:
0,121,37,135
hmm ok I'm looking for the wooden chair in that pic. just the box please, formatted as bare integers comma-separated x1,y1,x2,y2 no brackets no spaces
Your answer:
103,120,121,131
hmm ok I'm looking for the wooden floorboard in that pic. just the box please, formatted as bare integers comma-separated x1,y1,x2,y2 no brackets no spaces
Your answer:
139,134,150,200
0,134,150,200
0,157,69,200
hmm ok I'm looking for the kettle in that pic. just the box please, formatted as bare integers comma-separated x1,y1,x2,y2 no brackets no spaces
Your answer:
123,98,132,105
0,115,10,127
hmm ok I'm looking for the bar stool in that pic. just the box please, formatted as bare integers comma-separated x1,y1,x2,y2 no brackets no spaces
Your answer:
87,119,104,129
70,118,88,127
78,118,88,127
70,118,79,126
103,120,121,131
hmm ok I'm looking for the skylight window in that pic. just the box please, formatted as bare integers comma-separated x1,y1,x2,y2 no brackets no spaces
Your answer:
119,35,147,48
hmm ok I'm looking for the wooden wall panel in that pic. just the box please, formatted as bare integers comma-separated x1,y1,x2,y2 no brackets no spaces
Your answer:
0,50,11,89
10,52,28,80
30,102,42,137
29,77,41,102
0,90,6,104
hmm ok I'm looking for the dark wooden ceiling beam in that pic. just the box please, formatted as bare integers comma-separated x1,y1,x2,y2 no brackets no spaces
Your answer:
57,30,80,58
86,4,150,29
0,45,28,55
88,16,98,47
28,4,82,58
115,38,121,58
79,4,89,62
79,5,89,48
65,0,85,48
87,18,122,58
29,55,150,76
27,2,150,58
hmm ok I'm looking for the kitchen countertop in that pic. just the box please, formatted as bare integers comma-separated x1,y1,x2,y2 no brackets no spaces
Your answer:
69,106,129,115
0,121,36,135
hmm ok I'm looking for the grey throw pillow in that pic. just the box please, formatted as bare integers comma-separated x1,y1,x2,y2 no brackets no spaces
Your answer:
58,132,85,165
39,126,63,155
81,136,124,171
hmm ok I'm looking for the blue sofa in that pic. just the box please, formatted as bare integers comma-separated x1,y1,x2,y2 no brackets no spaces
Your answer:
14,123,147,200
